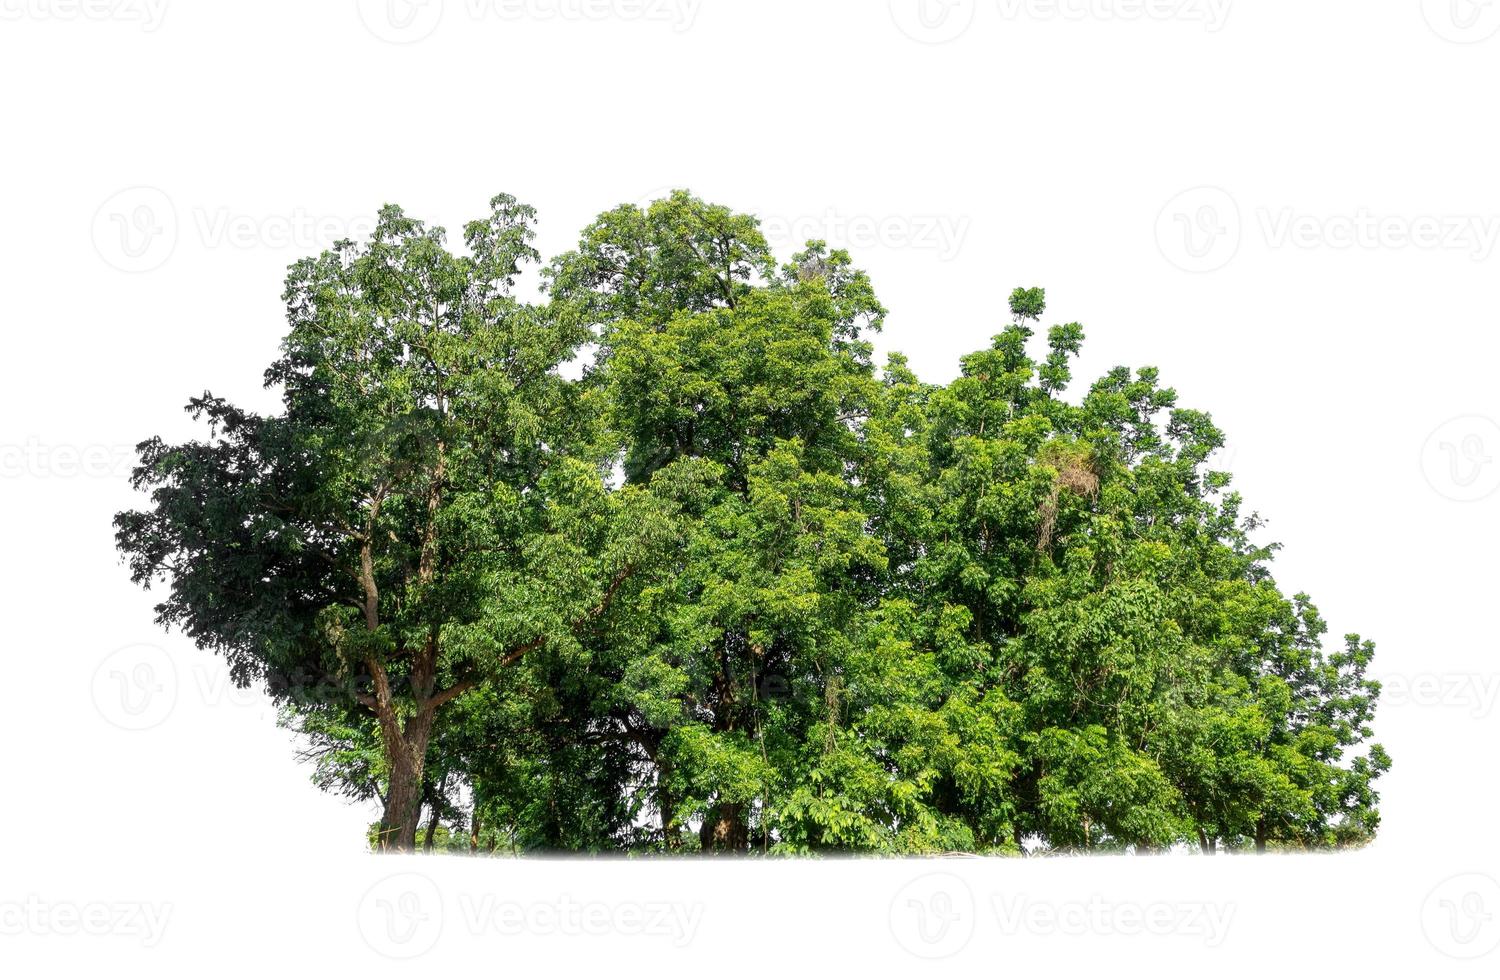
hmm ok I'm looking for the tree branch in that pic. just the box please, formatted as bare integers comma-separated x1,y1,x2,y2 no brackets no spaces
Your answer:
417,562,640,713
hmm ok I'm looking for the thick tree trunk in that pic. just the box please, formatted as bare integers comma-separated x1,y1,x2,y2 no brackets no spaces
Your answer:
378,756,423,852
699,801,748,853
1254,819,1268,854
375,708,435,853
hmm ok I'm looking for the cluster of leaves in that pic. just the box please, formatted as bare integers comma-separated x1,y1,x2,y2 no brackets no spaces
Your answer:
116,191,1387,855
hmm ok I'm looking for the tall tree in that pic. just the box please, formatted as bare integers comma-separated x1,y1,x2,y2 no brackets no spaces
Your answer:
115,195,674,850
118,192,1387,855
548,195,893,851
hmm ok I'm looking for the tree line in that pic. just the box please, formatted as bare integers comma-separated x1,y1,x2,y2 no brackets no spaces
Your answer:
114,191,1388,854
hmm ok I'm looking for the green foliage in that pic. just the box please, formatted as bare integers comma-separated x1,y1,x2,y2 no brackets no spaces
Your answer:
117,191,1388,856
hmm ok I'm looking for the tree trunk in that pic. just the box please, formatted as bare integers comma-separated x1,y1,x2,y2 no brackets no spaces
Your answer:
656,762,679,852
375,708,435,853
699,801,748,853
378,763,422,852
423,802,441,853
1254,818,1268,854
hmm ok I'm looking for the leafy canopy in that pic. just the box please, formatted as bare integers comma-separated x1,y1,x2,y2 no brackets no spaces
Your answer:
116,193,1387,855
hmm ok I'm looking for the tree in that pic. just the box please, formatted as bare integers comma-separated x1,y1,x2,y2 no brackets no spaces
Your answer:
546,194,893,852
118,192,1388,855
115,195,674,851
905,287,1388,853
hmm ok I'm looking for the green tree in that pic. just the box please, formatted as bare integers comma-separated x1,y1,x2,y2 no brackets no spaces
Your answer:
907,288,1388,853
115,195,674,851
118,192,1387,856
547,195,896,852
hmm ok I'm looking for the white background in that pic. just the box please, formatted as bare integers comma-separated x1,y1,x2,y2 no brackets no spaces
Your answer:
2,0,1498,974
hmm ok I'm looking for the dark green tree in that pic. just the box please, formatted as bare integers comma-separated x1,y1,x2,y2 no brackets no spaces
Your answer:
117,193,1387,856
115,195,675,851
